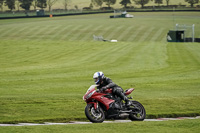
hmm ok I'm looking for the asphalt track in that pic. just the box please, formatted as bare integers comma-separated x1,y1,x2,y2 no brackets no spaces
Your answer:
0,116,199,126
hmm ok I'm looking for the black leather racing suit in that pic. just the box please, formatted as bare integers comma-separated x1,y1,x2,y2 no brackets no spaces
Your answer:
97,77,129,102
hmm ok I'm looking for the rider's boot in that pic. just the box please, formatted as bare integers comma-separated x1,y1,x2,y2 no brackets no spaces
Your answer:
117,91,132,107
124,97,132,107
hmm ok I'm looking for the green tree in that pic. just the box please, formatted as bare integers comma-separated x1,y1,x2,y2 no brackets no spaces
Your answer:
154,0,162,6
166,0,170,6
133,0,150,8
37,0,47,9
5,0,15,11
120,0,131,8
19,0,33,11
185,0,199,7
0,0,4,11
103,0,116,7
89,3,93,9
74,5,78,10
63,0,71,10
47,0,57,12
91,0,103,8
32,0,37,10
16,0,19,11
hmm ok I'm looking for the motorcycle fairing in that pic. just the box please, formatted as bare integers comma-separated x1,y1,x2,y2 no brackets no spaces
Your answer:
106,101,123,119
92,93,115,110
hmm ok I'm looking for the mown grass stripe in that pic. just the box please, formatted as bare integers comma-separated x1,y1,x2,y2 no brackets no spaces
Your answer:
23,26,43,40
138,27,155,42
65,25,84,40
60,25,83,40
40,25,62,40
150,28,166,42
185,44,200,62
27,26,52,40
108,43,139,68
51,25,73,40
117,26,135,41
106,25,124,40
181,44,200,68
109,25,128,40
80,25,104,41
99,25,116,40
0,26,19,38
127,26,145,41
38,26,60,40
98,43,138,68
0,27,9,36
9,26,30,39
166,44,196,71
130,42,155,67
70,25,93,41
161,30,168,42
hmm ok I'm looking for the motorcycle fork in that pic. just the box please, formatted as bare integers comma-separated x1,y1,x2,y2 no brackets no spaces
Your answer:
88,102,100,112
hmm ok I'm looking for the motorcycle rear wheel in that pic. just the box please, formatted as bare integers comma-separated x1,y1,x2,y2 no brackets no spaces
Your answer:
85,104,105,123
129,101,146,121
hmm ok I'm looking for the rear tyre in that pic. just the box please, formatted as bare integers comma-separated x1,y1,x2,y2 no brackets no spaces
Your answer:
129,101,146,121
85,104,105,123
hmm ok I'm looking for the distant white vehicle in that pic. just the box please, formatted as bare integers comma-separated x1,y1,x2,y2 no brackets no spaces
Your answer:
110,10,134,18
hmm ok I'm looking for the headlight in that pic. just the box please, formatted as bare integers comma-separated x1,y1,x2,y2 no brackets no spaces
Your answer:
86,90,95,100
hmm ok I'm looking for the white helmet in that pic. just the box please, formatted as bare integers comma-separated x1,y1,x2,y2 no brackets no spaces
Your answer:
93,71,104,85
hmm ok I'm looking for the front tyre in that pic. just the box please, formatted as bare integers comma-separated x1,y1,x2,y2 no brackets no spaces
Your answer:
85,104,105,123
129,101,146,121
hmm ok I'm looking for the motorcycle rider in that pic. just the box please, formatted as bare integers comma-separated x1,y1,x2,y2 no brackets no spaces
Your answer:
93,71,131,106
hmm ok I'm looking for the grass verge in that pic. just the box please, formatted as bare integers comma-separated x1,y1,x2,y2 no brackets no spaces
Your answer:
0,12,200,124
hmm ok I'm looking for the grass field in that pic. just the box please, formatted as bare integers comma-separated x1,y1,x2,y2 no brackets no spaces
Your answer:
1,0,196,18
1,119,200,133
0,11,200,131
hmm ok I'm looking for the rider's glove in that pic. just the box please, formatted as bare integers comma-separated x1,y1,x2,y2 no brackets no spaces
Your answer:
102,86,108,91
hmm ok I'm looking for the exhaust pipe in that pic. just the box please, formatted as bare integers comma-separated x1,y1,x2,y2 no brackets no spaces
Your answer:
119,113,129,118
119,110,132,113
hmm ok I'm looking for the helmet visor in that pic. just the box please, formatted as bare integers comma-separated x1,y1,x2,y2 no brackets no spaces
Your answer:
94,78,98,82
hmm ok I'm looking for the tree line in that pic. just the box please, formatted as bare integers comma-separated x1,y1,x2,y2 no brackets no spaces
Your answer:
0,0,199,12
0,0,64,11
92,0,199,8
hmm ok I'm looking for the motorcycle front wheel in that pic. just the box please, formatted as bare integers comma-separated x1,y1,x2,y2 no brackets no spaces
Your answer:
129,101,146,121
85,104,105,123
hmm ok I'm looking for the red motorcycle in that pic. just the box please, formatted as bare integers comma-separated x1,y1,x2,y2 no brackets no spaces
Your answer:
83,85,146,123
